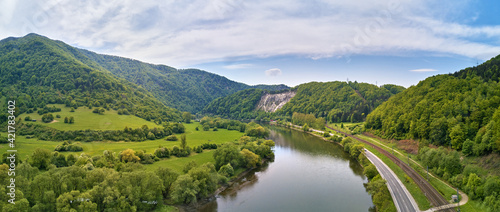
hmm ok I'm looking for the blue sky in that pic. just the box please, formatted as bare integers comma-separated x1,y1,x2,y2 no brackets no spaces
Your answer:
1,0,499,87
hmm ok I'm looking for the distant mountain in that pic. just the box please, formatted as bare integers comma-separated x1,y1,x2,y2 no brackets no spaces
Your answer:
277,81,404,122
366,55,500,155
203,81,403,122
77,49,290,113
0,33,180,122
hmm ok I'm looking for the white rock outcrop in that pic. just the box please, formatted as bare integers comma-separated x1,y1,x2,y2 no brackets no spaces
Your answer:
256,91,296,112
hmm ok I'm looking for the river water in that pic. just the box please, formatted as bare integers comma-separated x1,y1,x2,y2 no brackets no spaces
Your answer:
199,126,374,212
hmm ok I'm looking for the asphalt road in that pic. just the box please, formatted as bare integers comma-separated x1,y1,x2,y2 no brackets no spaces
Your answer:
364,149,419,212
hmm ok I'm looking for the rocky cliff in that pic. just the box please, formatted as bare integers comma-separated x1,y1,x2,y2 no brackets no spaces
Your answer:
256,91,296,112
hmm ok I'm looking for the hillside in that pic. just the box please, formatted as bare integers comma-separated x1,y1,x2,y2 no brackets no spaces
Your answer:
78,49,289,113
0,34,180,122
277,81,404,122
366,55,500,155
203,88,265,119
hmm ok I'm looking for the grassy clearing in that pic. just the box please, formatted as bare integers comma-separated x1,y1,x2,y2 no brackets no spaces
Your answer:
18,104,161,131
460,199,488,212
2,123,244,173
145,151,215,173
327,122,360,134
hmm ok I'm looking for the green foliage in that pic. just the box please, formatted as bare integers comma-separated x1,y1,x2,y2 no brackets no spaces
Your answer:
279,81,401,122
79,47,288,113
218,163,234,177
41,113,54,123
213,143,241,169
366,57,500,156
292,112,325,130
240,149,261,168
30,148,52,170
366,175,397,212
203,88,265,119
183,112,192,123
363,164,378,180
165,135,178,141
245,122,269,138
55,141,83,152
183,161,197,173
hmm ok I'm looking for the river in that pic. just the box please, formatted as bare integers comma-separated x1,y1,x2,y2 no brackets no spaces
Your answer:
198,126,374,212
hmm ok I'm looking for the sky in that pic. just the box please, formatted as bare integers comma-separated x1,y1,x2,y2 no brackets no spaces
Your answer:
1,0,500,87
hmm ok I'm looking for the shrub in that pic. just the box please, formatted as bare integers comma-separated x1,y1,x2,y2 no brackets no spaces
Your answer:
166,135,178,141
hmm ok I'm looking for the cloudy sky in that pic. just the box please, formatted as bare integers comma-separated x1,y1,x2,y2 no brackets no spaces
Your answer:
1,0,500,87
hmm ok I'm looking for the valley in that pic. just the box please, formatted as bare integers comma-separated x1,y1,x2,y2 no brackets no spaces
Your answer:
1,33,500,212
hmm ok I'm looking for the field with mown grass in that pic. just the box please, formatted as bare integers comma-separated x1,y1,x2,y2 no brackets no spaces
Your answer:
1,122,245,173
18,104,161,131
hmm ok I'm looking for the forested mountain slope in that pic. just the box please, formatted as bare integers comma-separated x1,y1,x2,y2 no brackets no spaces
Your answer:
78,49,289,113
366,55,500,155
203,88,266,119
0,33,180,122
277,81,405,122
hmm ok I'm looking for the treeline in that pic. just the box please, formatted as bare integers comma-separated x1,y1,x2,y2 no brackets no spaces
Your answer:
17,121,185,142
366,74,500,156
292,112,326,130
418,147,500,211
278,81,404,123
0,34,181,125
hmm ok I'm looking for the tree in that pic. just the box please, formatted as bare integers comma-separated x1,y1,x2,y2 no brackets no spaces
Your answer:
213,143,241,169
170,174,199,204
240,149,260,168
183,112,192,123
363,164,378,180
69,116,74,124
42,113,54,123
64,117,68,123
30,148,52,170
462,139,474,156
303,123,310,132
218,163,234,177
181,134,187,149
156,167,179,198
120,149,140,163
183,161,197,173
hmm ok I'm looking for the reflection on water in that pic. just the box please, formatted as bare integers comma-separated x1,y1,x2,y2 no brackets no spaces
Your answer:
198,126,374,212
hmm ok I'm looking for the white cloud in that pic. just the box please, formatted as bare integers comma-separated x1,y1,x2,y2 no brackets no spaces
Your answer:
223,63,253,69
1,0,500,67
265,68,282,76
409,69,439,72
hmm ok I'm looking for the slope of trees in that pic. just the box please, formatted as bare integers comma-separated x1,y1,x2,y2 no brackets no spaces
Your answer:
203,89,265,119
278,81,404,122
0,34,180,123
366,66,500,155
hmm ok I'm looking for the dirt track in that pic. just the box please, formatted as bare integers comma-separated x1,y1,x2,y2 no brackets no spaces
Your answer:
325,126,455,212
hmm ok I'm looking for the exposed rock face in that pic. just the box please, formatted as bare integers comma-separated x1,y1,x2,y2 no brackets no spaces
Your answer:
256,91,296,112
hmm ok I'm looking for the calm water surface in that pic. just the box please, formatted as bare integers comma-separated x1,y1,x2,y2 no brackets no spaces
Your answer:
199,126,374,212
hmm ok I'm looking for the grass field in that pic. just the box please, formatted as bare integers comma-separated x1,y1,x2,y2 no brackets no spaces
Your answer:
18,104,161,131
327,122,360,134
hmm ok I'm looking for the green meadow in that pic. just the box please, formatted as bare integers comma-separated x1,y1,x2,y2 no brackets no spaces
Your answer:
2,122,245,173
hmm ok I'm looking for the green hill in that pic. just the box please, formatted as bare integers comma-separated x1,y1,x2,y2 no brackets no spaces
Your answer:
203,88,265,119
278,81,404,122
366,55,500,155
0,33,180,123
77,48,289,113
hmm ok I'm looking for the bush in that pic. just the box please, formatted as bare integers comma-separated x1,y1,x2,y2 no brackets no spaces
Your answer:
24,116,31,121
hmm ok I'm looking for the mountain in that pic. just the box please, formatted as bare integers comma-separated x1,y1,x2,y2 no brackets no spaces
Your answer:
0,33,180,122
366,55,500,155
203,88,266,119
203,81,403,122
277,81,404,122
77,49,289,113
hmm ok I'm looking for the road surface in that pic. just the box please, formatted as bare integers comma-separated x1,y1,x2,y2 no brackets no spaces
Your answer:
365,149,419,212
